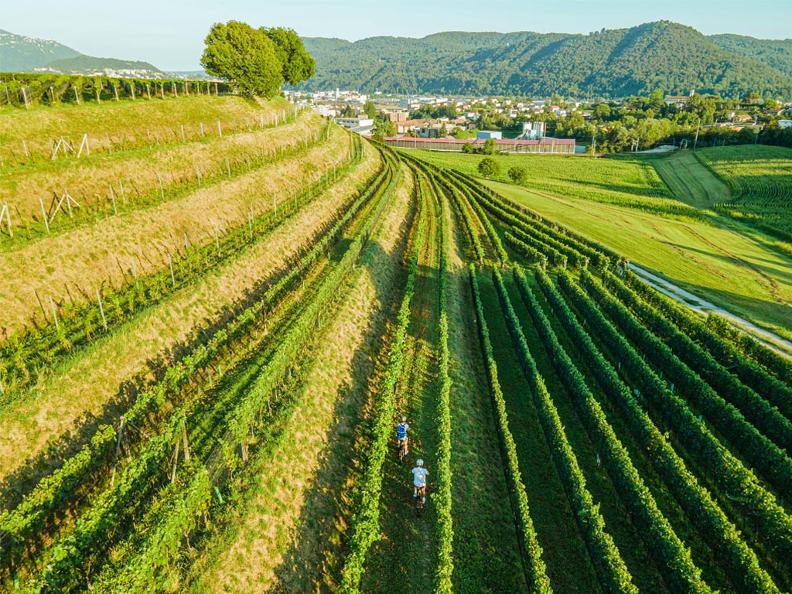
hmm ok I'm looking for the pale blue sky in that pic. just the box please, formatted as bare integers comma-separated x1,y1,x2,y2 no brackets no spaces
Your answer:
4,0,790,70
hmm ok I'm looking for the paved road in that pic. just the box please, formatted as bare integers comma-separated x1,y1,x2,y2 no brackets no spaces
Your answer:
629,263,792,360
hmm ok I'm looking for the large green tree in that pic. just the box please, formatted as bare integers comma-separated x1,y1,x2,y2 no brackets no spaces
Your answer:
263,27,316,86
201,21,283,97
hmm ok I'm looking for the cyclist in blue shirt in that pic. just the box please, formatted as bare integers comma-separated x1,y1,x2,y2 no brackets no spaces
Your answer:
396,416,410,458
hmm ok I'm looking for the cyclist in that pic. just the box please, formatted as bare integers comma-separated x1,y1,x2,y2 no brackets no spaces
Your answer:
411,458,428,504
396,416,410,459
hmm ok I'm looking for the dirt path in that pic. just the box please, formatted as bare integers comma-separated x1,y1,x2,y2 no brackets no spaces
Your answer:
629,263,792,359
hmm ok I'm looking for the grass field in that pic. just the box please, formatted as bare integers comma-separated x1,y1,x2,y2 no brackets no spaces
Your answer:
485,179,792,341
406,149,705,218
2,97,791,594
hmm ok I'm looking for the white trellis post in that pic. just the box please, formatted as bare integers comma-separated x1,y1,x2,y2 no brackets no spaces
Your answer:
168,253,176,287
96,287,108,329
49,297,60,331
39,198,50,234
216,120,222,137
0,202,11,238
76,133,90,158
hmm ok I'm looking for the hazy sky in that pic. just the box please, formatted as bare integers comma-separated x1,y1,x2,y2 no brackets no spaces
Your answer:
4,0,790,70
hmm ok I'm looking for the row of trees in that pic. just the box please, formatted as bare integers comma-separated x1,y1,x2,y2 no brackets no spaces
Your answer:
201,21,315,97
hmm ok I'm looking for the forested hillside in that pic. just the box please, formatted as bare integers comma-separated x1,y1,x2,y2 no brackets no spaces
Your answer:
711,34,792,78
301,21,792,98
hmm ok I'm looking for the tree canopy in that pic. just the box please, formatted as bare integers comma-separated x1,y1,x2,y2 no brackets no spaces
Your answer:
201,21,314,97
263,26,315,86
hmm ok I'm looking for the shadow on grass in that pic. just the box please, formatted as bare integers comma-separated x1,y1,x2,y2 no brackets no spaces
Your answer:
266,204,416,591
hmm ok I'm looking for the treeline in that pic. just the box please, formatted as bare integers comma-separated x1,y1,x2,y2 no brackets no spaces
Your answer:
546,90,792,152
0,72,232,109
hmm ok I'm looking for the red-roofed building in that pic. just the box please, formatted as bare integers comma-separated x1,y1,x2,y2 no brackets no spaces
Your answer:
383,136,576,155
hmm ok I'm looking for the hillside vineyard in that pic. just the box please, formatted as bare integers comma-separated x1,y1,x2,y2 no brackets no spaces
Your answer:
0,94,790,593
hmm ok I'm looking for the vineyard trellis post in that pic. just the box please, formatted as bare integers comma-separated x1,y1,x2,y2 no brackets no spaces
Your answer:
76,134,90,158
216,120,222,137
109,184,117,215
49,296,60,331
96,287,108,330
39,198,50,233
0,202,12,238
168,253,175,287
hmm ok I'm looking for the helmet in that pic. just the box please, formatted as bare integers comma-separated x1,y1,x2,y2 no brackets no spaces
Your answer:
417,459,424,467
401,416,406,423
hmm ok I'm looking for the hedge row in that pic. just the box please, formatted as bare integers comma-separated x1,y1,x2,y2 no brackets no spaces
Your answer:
433,172,455,593
504,232,548,269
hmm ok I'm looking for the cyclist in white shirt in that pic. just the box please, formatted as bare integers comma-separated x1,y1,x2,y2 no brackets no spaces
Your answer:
411,458,428,504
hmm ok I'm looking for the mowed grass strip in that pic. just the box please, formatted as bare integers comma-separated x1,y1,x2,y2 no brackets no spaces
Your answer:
0,124,352,333
0,144,380,480
442,187,528,592
404,149,700,217
651,150,730,209
190,161,412,594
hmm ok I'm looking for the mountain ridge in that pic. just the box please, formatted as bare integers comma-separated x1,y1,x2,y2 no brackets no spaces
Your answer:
0,29,162,76
300,21,792,98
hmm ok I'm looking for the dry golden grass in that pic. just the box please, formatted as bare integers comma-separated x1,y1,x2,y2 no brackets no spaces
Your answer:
194,166,413,594
0,143,381,479
0,124,353,333
1,110,321,225
0,95,288,164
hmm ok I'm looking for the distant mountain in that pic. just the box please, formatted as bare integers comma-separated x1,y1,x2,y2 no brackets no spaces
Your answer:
710,34,792,78
0,29,162,77
43,55,161,75
0,29,80,71
301,21,792,98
